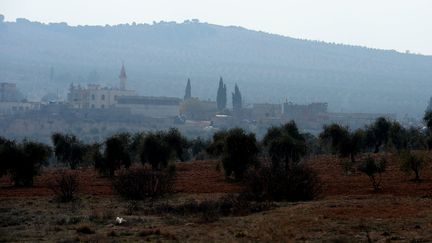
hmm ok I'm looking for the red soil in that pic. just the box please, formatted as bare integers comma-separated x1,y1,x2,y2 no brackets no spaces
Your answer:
1,155,432,198
310,154,432,197
0,160,241,197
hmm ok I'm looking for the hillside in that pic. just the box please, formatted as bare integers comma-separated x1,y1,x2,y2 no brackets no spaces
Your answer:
1,17,432,117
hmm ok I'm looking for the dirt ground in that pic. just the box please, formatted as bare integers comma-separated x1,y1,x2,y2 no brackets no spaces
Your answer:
1,155,432,242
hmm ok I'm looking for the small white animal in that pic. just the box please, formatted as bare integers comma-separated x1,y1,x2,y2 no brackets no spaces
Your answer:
116,217,126,224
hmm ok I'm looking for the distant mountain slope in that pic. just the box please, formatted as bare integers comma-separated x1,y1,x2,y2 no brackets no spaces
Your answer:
0,18,431,117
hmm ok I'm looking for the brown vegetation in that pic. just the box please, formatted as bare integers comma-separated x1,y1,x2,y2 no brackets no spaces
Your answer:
2,154,432,241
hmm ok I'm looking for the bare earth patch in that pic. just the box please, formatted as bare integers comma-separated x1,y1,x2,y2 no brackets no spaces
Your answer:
1,155,432,242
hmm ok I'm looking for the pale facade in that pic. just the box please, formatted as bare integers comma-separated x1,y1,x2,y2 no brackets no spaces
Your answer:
116,96,181,118
0,82,22,102
0,101,40,115
67,65,135,109
68,84,135,109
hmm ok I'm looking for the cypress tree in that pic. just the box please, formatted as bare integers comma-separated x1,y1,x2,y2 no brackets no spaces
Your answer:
232,84,242,112
217,77,227,110
184,78,191,100
222,83,227,109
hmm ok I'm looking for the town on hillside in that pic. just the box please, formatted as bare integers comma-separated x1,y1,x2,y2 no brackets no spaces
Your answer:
0,63,402,142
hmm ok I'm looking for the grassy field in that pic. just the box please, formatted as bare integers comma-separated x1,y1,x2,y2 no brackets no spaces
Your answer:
1,156,432,242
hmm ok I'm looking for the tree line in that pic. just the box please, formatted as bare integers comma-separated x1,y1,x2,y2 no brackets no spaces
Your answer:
2,113,432,199
185,77,243,112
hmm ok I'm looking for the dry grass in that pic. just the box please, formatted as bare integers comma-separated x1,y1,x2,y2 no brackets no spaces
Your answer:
1,195,431,242
2,154,432,241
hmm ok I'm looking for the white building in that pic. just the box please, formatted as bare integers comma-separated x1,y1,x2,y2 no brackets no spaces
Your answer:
67,64,135,109
0,101,40,115
116,96,181,118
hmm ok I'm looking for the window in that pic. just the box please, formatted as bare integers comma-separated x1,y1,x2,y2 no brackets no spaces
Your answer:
101,94,105,100
91,94,95,100
101,105,105,109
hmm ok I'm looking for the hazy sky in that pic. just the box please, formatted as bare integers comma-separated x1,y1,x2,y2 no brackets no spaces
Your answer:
1,0,431,55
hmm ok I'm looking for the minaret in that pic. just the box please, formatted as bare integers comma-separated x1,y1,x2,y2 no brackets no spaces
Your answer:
119,63,127,90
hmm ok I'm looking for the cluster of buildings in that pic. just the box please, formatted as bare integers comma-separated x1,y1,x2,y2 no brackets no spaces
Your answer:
66,64,181,118
0,82,40,115
0,64,397,138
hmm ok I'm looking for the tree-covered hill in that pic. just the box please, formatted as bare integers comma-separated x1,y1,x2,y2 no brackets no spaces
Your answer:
0,17,431,117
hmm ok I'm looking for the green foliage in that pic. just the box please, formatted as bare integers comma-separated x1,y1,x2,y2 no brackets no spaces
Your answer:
129,132,146,162
358,156,387,191
206,130,228,157
51,133,87,169
184,78,192,100
83,143,103,167
102,133,132,176
164,128,189,161
388,122,408,152
92,129,189,175
140,132,172,169
319,123,350,153
232,84,242,112
399,150,429,181
0,137,14,177
303,132,323,155
216,77,227,110
319,124,365,163
221,128,259,179
405,127,428,150
0,138,51,186
263,121,307,172
365,117,392,153
389,123,427,152
139,129,189,169
15,140,51,186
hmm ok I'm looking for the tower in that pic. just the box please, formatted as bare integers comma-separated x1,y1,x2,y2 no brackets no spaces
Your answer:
119,63,127,90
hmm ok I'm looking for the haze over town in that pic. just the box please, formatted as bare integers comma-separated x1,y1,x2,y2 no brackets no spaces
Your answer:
2,2,432,242
2,0,432,55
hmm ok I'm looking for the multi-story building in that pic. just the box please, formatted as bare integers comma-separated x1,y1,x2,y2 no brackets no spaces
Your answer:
0,82,22,102
0,101,40,115
67,64,135,109
116,96,181,118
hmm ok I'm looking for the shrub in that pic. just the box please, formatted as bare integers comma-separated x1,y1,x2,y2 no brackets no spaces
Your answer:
140,132,172,169
206,130,228,157
358,156,387,191
243,164,321,201
0,139,51,186
221,128,259,179
164,128,189,161
113,168,175,200
51,133,87,169
319,124,365,163
101,134,132,176
0,137,15,177
51,171,79,202
399,150,429,182
190,137,211,160
365,117,392,153
263,121,307,172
